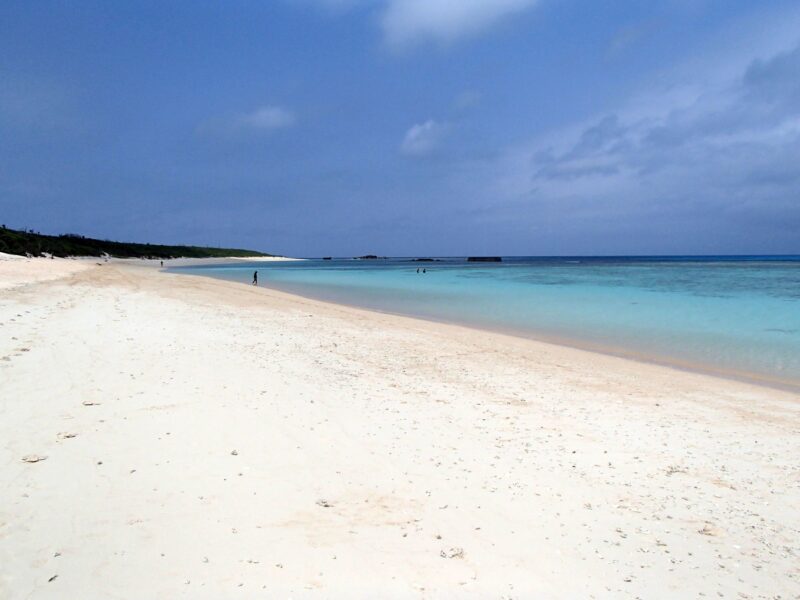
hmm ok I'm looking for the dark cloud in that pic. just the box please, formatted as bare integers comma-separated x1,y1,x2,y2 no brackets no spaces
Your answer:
481,42,800,253
743,42,800,105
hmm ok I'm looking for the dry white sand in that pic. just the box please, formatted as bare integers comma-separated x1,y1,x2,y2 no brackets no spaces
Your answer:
0,254,89,291
1,259,798,599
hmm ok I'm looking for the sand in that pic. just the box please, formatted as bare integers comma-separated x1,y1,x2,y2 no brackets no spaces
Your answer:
1,258,798,599
0,254,90,291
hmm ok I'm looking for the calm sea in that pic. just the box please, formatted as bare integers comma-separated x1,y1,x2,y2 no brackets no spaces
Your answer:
172,257,800,389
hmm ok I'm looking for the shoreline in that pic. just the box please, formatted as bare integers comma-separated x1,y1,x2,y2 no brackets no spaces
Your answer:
110,255,305,266
2,259,799,598
157,264,800,403
177,268,800,395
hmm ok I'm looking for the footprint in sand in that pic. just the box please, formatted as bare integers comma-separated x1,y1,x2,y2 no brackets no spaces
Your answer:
22,454,48,463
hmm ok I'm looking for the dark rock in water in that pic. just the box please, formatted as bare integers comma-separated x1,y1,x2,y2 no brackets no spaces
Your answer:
322,257,332,260
355,255,384,259
413,258,437,262
467,256,502,262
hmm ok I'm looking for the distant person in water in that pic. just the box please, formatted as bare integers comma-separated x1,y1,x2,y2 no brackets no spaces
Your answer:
423,268,426,273
416,267,420,273
253,270,258,286
160,260,163,267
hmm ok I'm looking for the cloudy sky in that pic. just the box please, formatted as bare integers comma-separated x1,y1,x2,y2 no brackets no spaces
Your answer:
2,0,799,256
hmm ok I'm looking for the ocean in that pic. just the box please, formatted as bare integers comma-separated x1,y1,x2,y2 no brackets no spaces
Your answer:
172,256,800,389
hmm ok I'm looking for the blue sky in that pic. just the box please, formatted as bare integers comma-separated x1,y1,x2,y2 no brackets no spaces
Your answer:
1,0,799,256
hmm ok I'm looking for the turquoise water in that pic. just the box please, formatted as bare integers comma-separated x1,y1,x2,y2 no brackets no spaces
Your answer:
173,257,800,388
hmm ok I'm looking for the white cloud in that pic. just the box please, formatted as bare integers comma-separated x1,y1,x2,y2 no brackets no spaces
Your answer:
302,0,539,49
198,105,296,137
454,90,482,110
401,119,446,156
237,106,295,130
382,0,538,49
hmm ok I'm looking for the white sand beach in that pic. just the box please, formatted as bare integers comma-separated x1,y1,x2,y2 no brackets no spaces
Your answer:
0,254,90,291
1,258,798,599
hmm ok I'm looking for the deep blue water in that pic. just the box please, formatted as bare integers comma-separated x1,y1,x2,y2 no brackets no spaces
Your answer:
172,256,800,388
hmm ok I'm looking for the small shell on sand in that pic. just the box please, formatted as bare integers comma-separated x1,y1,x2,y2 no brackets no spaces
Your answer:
22,454,47,463
82,400,100,406
698,523,721,537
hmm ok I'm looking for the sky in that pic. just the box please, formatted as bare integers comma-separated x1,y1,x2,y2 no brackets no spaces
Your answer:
1,0,799,257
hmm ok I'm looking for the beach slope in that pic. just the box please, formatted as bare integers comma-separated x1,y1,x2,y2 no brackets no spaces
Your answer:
1,259,798,598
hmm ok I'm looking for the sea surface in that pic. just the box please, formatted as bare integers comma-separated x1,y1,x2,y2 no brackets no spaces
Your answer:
172,257,800,389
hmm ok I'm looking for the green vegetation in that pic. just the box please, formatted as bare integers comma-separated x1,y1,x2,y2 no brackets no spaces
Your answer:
0,226,271,259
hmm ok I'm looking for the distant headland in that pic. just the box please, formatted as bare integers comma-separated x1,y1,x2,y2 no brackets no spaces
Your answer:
0,226,271,259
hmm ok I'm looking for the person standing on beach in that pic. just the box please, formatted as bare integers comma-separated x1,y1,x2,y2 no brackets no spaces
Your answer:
253,270,258,286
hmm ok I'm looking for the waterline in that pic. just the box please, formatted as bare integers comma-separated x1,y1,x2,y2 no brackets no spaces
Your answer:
171,256,800,390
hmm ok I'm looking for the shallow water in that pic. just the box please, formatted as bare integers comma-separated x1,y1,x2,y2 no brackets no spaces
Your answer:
173,257,800,388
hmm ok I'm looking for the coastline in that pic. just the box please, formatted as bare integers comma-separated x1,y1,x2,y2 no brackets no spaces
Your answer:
113,255,304,266
1,259,799,598
181,267,800,394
